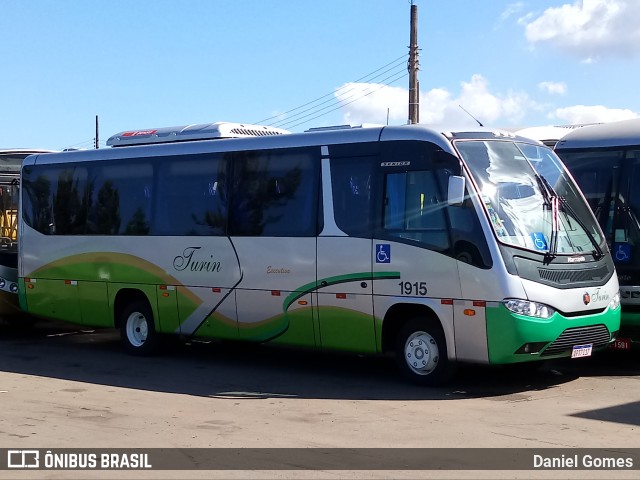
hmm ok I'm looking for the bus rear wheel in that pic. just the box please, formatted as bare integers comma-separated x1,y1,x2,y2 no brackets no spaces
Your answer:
119,300,159,355
395,318,454,386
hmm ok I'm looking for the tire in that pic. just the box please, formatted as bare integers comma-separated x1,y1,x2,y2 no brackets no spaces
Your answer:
119,300,159,355
395,317,454,386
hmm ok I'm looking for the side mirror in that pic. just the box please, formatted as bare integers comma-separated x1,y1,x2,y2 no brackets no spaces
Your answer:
448,175,466,206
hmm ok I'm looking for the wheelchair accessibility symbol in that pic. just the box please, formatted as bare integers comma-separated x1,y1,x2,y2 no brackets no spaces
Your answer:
614,243,631,263
376,244,391,263
530,232,548,251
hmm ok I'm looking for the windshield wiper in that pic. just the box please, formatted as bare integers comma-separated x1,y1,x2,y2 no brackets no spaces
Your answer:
557,195,605,260
536,173,604,261
534,174,558,262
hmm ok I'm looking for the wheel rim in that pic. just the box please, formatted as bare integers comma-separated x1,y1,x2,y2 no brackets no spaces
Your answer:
126,312,148,347
404,330,439,375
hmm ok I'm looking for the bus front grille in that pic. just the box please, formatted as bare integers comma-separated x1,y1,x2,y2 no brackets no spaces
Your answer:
538,265,609,284
541,324,611,357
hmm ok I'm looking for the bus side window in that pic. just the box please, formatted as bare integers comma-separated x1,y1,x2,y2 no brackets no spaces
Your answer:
22,166,89,236
382,170,448,251
153,154,228,236
330,157,375,238
86,162,153,235
229,149,318,237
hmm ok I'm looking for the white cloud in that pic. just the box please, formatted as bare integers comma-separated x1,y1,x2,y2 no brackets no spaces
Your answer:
523,0,640,59
538,81,567,95
337,75,535,127
334,77,637,129
551,105,638,123
336,82,408,126
500,2,525,22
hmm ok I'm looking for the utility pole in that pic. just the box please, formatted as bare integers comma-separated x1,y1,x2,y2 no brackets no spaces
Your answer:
408,1,419,124
94,115,100,149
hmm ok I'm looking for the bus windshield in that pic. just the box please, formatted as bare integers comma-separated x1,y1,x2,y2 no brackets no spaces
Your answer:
559,148,640,265
456,140,603,256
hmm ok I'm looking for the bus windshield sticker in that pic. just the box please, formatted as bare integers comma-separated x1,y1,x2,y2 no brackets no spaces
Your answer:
530,232,548,251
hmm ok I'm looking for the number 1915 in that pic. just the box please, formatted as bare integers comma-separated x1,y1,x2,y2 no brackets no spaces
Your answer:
399,281,427,296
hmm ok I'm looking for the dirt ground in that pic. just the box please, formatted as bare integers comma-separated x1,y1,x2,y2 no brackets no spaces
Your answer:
0,319,638,479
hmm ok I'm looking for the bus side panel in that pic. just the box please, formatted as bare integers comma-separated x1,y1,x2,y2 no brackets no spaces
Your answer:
179,286,238,340
316,237,375,353
454,262,521,364
155,284,179,334
232,237,317,345
453,300,488,363
24,279,82,324
372,242,462,359
270,292,316,347
78,281,111,327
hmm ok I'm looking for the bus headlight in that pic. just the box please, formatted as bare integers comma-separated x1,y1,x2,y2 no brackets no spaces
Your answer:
609,292,621,310
503,299,555,318
0,278,5,289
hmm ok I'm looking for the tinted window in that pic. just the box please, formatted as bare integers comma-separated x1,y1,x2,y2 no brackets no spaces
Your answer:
86,162,152,235
383,170,449,251
229,149,318,236
22,165,88,235
330,156,375,238
557,150,623,239
153,154,228,236
23,148,318,238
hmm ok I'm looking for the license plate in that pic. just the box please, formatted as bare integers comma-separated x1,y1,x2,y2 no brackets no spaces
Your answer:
610,338,632,350
571,344,593,358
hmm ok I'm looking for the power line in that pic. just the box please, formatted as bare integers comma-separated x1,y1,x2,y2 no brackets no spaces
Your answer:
255,54,408,127
275,69,408,130
267,60,407,128
271,69,408,129
283,71,409,130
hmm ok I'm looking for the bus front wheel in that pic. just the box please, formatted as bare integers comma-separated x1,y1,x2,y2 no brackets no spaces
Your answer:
395,318,454,386
119,300,159,355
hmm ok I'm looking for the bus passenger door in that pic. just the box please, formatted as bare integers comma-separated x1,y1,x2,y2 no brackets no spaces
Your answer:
316,152,376,353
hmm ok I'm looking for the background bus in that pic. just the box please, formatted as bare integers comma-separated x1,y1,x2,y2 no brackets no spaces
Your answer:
17,122,620,385
0,149,53,318
515,124,593,148
555,118,640,349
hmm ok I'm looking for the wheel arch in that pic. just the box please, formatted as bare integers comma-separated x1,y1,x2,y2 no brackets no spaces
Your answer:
113,288,153,329
381,302,453,357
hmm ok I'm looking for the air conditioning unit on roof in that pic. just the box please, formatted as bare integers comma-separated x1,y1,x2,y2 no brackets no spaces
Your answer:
107,122,290,147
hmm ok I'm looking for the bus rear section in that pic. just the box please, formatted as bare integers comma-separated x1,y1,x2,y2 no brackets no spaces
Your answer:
17,123,620,385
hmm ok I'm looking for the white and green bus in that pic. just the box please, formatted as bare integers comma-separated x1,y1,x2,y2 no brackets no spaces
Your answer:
17,122,621,384
555,118,640,349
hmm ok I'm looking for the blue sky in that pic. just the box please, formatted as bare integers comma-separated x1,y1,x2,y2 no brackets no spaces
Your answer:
2,0,639,150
